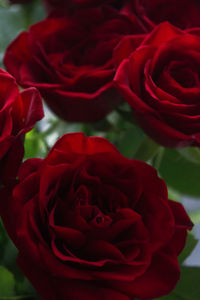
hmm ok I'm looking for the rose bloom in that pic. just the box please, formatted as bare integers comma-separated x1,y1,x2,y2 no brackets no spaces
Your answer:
1,133,192,300
4,6,145,122
135,0,200,30
43,0,111,11
0,68,43,185
42,0,76,12
114,22,200,148
43,0,131,13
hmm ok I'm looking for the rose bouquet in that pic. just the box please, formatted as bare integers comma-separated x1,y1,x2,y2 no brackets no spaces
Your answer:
0,0,199,299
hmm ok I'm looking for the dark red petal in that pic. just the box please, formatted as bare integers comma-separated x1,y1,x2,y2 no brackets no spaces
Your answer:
18,158,42,181
48,133,121,157
114,34,146,67
110,251,180,299
19,87,44,132
18,254,131,300
141,22,182,47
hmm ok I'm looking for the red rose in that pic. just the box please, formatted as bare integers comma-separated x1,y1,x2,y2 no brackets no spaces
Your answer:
4,6,145,122
42,0,74,12
114,22,200,148
1,133,192,300
43,0,111,12
43,0,127,12
135,0,200,29
0,68,43,185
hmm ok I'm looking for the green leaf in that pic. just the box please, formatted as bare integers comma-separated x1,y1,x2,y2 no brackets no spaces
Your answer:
21,0,45,28
0,219,9,261
2,240,18,271
167,188,181,203
24,129,47,159
159,267,200,300
178,147,200,165
24,130,40,159
0,1,9,8
174,267,200,300
22,278,38,298
158,295,180,300
178,233,198,264
117,125,145,158
159,149,200,197
133,136,160,162
0,265,15,297
189,210,200,224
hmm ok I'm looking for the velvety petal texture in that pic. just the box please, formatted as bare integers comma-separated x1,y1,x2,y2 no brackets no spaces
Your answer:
4,5,145,122
1,133,192,300
43,0,200,30
0,68,43,185
43,0,133,13
135,0,200,30
43,0,112,12
114,22,200,147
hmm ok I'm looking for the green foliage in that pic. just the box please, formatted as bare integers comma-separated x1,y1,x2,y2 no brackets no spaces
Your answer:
117,124,145,158
159,267,200,300
133,136,161,162
178,147,200,165
159,149,200,197
190,210,200,224
0,221,8,260
24,128,48,159
0,265,15,297
158,233,199,300
0,0,45,68
178,233,198,265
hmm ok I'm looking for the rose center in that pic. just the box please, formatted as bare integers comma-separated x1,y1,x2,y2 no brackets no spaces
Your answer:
169,60,199,88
